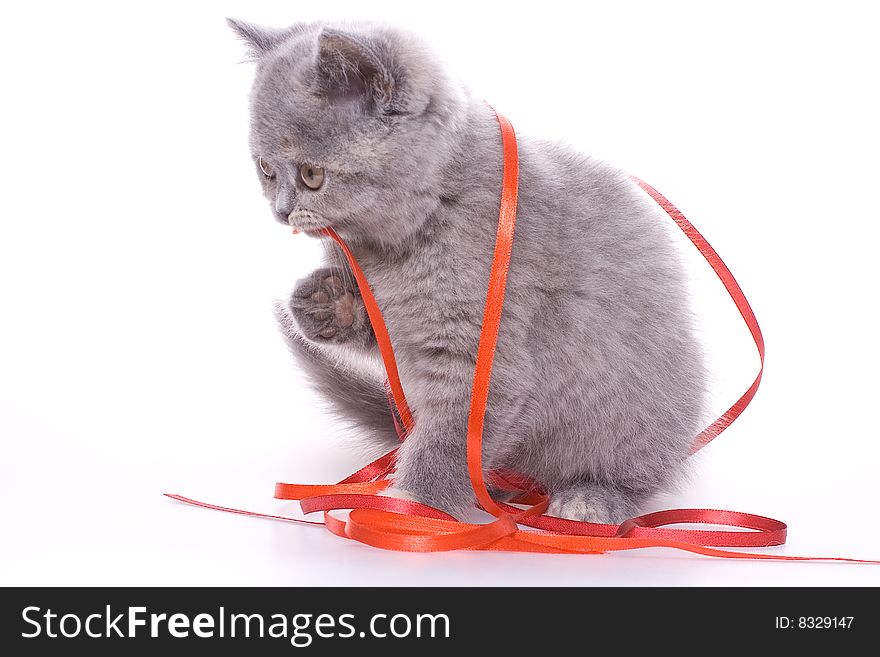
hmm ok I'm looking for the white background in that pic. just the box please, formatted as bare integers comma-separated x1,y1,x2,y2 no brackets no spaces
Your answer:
2,0,879,586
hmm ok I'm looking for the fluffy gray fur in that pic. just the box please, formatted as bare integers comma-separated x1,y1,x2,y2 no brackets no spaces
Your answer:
228,18,708,523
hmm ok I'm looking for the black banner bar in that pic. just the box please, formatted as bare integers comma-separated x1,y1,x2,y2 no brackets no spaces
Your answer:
1,587,875,653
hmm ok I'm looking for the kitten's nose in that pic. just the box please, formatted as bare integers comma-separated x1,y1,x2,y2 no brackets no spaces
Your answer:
275,196,292,220
274,183,296,223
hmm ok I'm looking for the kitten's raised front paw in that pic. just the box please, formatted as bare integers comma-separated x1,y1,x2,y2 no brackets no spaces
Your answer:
289,269,370,345
548,484,641,525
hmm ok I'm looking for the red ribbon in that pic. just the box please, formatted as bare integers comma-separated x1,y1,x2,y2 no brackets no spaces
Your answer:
167,108,878,564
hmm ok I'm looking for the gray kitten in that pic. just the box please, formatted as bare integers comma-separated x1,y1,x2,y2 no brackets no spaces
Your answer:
228,19,708,524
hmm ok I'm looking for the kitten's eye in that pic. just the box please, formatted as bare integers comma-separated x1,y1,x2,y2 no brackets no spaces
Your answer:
299,163,325,190
258,156,274,179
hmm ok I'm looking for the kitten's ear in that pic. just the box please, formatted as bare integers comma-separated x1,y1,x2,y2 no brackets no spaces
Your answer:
316,29,399,114
226,18,288,59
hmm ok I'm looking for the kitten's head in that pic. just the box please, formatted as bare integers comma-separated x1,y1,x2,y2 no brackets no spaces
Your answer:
228,19,464,246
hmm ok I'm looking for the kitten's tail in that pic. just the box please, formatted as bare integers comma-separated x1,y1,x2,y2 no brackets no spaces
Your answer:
274,300,399,450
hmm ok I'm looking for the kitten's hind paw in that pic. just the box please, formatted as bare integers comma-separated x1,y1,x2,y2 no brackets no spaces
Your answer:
548,484,642,525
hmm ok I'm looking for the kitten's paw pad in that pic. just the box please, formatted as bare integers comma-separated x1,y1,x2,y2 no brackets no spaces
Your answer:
290,272,361,342
548,487,636,525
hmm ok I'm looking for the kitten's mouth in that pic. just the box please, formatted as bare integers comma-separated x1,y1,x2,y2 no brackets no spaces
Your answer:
286,209,326,236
